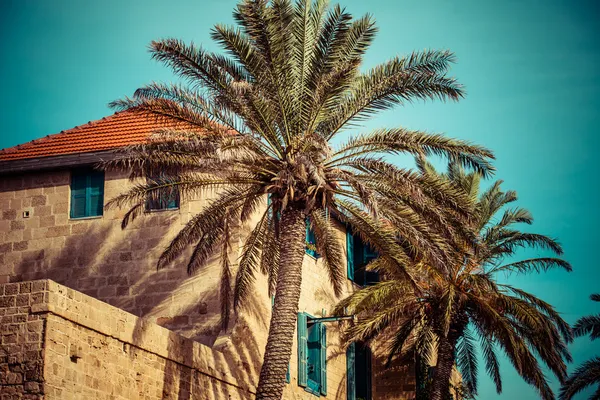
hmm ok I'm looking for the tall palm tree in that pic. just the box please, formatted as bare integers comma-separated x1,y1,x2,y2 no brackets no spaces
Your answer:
103,1,495,398
560,293,600,400
336,160,573,400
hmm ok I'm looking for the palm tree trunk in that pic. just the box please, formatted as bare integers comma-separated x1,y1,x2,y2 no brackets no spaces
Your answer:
256,208,306,400
430,335,456,400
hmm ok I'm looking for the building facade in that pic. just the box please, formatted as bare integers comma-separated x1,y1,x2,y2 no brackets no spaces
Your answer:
0,112,416,399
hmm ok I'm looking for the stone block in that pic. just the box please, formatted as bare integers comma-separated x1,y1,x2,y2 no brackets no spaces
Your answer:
34,205,52,217
38,216,55,228
4,284,18,296
0,243,12,254
31,281,47,293
70,223,88,235
13,241,28,251
18,282,32,294
24,381,40,393
31,196,46,207
10,220,25,230
46,225,70,238
52,202,69,214
16,294,29,307
2,209,16,221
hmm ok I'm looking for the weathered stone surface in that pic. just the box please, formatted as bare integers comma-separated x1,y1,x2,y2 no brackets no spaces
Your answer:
0,166,417,399
0,280,255,399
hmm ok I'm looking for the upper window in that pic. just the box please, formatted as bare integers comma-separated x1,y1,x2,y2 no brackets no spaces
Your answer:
346,231,379,286
298,312,327,396
145,175,180,211
70,169,104,219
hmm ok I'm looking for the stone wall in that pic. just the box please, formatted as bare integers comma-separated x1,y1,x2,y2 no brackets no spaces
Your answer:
1,280,253,399
0,169,229,345
0,168,418,399
0,281,46,399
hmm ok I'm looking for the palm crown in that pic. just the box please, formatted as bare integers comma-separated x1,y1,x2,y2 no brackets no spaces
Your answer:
104,1,495,398
336,159,573,400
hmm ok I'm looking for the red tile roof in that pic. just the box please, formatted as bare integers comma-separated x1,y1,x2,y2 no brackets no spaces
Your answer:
0,111,205,162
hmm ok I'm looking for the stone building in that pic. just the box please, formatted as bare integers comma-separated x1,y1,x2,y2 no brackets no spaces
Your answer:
0,112,416,399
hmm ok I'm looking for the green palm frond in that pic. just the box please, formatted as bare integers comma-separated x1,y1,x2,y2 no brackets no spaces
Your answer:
310,209,345,296
234,205,270,309
456,328,478,396
489,257,572,275
337,158,571,399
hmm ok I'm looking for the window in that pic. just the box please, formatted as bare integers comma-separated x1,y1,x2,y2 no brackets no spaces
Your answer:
298,312,327,396
305,220,319,258
346,342,372,400
70,169,104,219
145,175,180,211
346,231,379,286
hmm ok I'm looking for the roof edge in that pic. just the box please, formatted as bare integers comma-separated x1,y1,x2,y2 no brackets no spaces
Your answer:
0,150,119,175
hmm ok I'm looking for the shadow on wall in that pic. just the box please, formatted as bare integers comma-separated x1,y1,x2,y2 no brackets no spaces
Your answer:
5,179,268,397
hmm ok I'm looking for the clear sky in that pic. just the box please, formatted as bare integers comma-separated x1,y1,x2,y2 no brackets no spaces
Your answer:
1,0,599,398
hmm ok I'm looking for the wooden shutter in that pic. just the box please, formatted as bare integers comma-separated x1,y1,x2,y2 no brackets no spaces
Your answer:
88,170,104,217
346,343,355,400
297,312,308,387
70,171,87,218
346,231,355,280
319,323,327,396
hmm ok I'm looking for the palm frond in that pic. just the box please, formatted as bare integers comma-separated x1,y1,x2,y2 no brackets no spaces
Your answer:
310,209,345,296
456,327,479,396
559,357,600,400
573,315,600,340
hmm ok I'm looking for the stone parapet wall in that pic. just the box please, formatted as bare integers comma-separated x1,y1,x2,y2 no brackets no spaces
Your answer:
0,280,46,399
0,280,253,399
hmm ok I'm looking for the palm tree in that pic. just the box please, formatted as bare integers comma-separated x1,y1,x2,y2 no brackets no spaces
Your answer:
560,293,600,400
103,1,495,398
336,160,573,400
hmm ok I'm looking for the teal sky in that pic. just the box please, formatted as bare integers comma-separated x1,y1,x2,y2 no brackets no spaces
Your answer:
1,0,599,398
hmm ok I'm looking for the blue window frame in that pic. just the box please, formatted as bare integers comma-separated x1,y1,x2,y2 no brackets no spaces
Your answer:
70,169,104,219
298,312,327,396
305,219,319,258
145,175,179,211
346,230,380,286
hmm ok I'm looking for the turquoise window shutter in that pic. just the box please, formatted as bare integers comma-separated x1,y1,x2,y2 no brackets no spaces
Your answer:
166,187,179,209
146,174,179,210
70,169,104,218
346,343,356,400
346,231,355,280
305,219,319,257
70,172,87,218
319,324,327,396
297,312,308,387
88,170,105,217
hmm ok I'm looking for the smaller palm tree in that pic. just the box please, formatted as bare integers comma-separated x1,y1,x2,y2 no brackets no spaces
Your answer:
336,160,573,400
560,293,600,400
